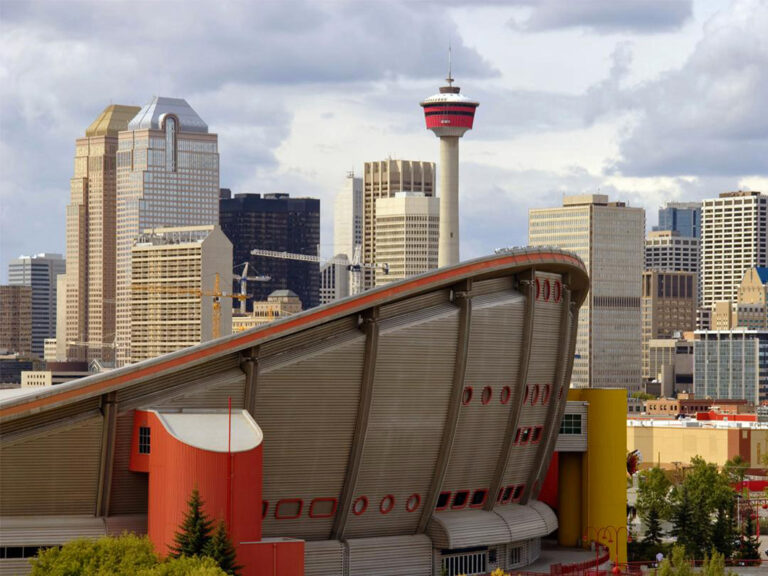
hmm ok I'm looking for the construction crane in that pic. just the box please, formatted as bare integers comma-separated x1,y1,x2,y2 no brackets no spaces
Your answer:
233,262,270,315
131,273,247,340
250,246,389,295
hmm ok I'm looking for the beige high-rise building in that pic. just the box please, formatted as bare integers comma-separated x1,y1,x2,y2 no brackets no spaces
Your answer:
62,104,140,362
700,191,767,309
362,159,435,288
116,97,220,365
0,285,32,356
374,192,439,287
130,226,232,363
529,194,645,391
641,271,697,378
645,230,700,305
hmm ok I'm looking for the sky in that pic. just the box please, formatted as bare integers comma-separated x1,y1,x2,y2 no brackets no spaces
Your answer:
1,0,767,280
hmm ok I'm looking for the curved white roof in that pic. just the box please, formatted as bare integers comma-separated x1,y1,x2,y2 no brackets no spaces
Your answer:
421,92,479,105
152,409,263,453
127,96,208,133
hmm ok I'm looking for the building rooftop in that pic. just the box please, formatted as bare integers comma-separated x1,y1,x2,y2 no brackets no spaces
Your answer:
127,96,208,133
85,104,141,137
150,409,263,453
269,289,299,298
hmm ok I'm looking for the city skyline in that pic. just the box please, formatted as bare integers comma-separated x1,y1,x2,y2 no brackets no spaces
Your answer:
2,0,767,281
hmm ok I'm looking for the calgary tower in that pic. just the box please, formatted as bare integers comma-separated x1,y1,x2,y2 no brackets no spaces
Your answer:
420,53,479,267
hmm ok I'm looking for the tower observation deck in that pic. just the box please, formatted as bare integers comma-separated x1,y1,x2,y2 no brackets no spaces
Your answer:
420,68,479,267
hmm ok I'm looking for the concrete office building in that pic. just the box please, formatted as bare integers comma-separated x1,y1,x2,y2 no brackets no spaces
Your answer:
653,202,701,238
700,191,768,309
319,257,350,304
363,159,435,288
420,71,479,267
694,330,768,405
8,254,66,358
0,286,32,357
333,173,363,296
130,226,232,364
0,249,630,575
641,271,696,379
529,194,645,391
374,193,439,287
220,193,320,309
645,230,700,306
62,104,140,363
115,97,220,366
232,289,303,333
647,338,694,397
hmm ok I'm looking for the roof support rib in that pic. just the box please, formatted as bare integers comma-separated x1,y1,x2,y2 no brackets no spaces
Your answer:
331,307,380,540
241,347,259,416
485,269,536,511
417,280,473,533
523,276,572,504
95,392,118,517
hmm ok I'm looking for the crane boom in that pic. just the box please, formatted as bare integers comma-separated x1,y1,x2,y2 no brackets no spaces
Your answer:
250,248,388,273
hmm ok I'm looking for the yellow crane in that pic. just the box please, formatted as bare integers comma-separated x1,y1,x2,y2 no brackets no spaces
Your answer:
131,273,247,340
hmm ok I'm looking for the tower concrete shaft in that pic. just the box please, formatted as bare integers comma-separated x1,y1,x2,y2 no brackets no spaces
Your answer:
439,137,460,267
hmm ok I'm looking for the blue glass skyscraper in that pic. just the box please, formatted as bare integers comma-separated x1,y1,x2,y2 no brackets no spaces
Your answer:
653,202,701,238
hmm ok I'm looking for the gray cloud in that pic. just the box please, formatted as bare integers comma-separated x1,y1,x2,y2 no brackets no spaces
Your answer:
508,0,693,34
607,0,768,176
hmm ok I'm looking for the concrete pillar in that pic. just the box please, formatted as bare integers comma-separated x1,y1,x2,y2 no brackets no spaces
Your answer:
439,136,460,267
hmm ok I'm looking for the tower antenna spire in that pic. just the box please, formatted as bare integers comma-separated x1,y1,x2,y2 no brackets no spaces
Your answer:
447,40,454,86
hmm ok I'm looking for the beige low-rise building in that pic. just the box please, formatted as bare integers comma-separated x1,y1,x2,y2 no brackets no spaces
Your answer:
232,289,303,332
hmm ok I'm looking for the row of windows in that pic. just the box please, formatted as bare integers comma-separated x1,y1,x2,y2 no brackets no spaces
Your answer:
461,383,556,407
535,278,562,303
514,426,543,445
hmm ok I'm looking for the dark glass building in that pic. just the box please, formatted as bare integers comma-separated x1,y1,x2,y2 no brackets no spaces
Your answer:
220,193,320,310
653,202,701,238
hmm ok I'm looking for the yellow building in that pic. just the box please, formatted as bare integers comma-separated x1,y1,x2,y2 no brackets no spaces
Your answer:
557,388,628,564
232,290,303,332
627,418,768,472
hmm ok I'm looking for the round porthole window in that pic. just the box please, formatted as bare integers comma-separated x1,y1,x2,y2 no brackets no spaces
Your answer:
535,278,541,300
481,386,493,405
352,496,368,516
543,279,551,301
553,280,563,303
542,384,552,405
500,385,511,405
523,384,530,404
380,495,395,514
406,493,421,512
531,384,540,405
462,386,473,405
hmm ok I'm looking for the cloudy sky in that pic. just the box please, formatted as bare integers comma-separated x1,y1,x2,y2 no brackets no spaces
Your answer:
1,0,767,280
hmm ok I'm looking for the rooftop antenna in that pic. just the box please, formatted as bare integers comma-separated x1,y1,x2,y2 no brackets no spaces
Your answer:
446,40,454,86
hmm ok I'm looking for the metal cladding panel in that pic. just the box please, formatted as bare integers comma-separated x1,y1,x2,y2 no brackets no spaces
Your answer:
257,330,365,540
109,411,148,515
0,417,102,516
493,503,556,541
555,402,588,452
152,368,245,410
0,515,106,546
304,540,344,576
426,509,511,549
471,277,515,297
259,317,359,358
442,291,524,492
115,354,240,408
345,304,458,539
347,535,432,576
0,397,101,438
378,289,451,320
0,559,29,575
105,514,147,536
528,499,558,533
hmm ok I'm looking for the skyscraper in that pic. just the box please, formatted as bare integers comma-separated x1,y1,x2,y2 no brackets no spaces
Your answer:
529,194,645,391
115,97,220,365
319,257,350,304
63,104,140,362
645,230,700,305
362,159,435,288
219,193,320,309
8,254,66,358
653,201,702,238
130,226,232,363
420,69,478,267
374,192,439,286
700,191,768,309
0,285,32,357
333,172,363,262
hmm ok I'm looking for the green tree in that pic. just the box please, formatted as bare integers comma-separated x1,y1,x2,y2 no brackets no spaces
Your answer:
636,466,671,541
170,488,214,558
734,509,761,561
723,455,749,486
642,506,664,545
657,545,693,576
670,485,697,554
139,556,226,576
202,521,240,576
700,550,736,576
30,534,158,576
711,503,736,559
